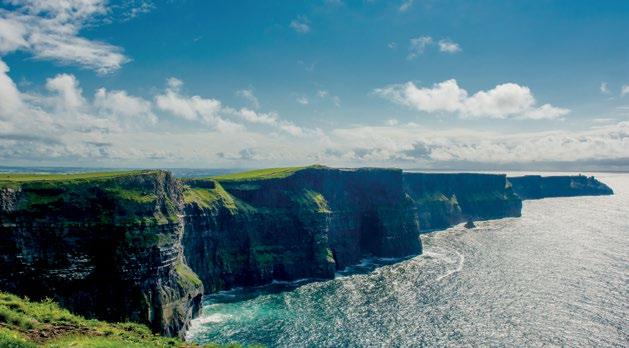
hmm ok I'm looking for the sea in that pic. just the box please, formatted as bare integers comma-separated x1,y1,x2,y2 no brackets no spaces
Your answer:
185,173,629,347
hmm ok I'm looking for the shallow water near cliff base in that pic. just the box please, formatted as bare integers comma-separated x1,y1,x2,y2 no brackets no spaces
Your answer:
186,173,629,347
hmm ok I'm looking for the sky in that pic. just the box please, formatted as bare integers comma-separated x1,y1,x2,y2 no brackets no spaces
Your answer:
0,0,628,170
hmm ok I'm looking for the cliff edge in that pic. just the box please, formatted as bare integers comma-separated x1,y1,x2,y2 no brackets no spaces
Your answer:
0,171,203,338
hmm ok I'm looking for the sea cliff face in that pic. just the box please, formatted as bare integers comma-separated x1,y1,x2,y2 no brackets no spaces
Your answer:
0,171,202,338
404,173,522,232
180,168,523,292
0,167,614,338
182,167,421,291
508,175,614,199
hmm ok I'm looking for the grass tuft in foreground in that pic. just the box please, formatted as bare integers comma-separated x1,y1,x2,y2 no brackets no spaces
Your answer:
0,292,243,348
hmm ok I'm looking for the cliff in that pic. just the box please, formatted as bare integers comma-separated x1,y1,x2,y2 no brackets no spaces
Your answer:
403,173,522,232
182,166,421,291
508,175,613,199
0,171,202,339
181,167,522,292
0,167,614,339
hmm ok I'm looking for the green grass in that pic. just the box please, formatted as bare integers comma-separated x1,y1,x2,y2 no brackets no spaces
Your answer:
291,189,330,213
175,261,203,288
106,188,158,204
183,182,256,214
211,165,326,182
0,328,36,348
0,292,232,347
0,170,157,185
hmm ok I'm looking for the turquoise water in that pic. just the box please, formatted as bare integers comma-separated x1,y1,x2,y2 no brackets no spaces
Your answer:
187,174,629,347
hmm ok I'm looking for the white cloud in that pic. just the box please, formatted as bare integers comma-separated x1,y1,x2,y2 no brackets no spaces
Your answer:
408,36,432,60
155,78,227,126
94,88,156,124
621,85,629,97
0,62,624,168
388,42,397,49
326,121,629,166
290,16,310,34
236,108,277,125
0,59,23,116
0,16,28,52
375,79,569,120
236,88,260,109
155,77,307,135
407,36,463,58
0,0,128,73
438,39,461,53
46,73,85,110
0,61,319,164
399,0,414,12
600,82,610,94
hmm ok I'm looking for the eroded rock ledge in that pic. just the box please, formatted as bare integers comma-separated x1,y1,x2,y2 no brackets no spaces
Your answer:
0,166,613,337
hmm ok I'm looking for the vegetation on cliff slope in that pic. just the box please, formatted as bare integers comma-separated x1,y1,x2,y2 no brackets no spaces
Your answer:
0,292,232,348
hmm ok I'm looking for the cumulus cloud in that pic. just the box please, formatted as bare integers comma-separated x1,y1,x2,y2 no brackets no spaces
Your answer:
0,0,129,73
290,16,310,33
622,85,629,97
94,88,157,124
154,78,239,132
154,77,308,135
0,59,23,116
600,82,610,94
0,59,159,162
438,39,461,53
375,79,569,120
46,73,85,110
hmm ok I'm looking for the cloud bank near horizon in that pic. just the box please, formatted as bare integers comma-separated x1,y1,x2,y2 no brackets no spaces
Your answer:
1,57,627,170
0,0,628,170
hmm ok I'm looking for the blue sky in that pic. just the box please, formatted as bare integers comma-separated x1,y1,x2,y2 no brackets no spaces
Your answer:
0,0,628,169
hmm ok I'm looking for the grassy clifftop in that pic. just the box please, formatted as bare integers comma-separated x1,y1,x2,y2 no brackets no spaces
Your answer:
0,292,222,348
1,170,179,226
210,165,329,182
0,170,159,187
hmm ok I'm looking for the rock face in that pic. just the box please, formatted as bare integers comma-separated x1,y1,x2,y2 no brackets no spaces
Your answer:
0,171,203,338
508,175,613,199
0,167,614,338
182,167,421,291
404,173,522,232
181,168,522,292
